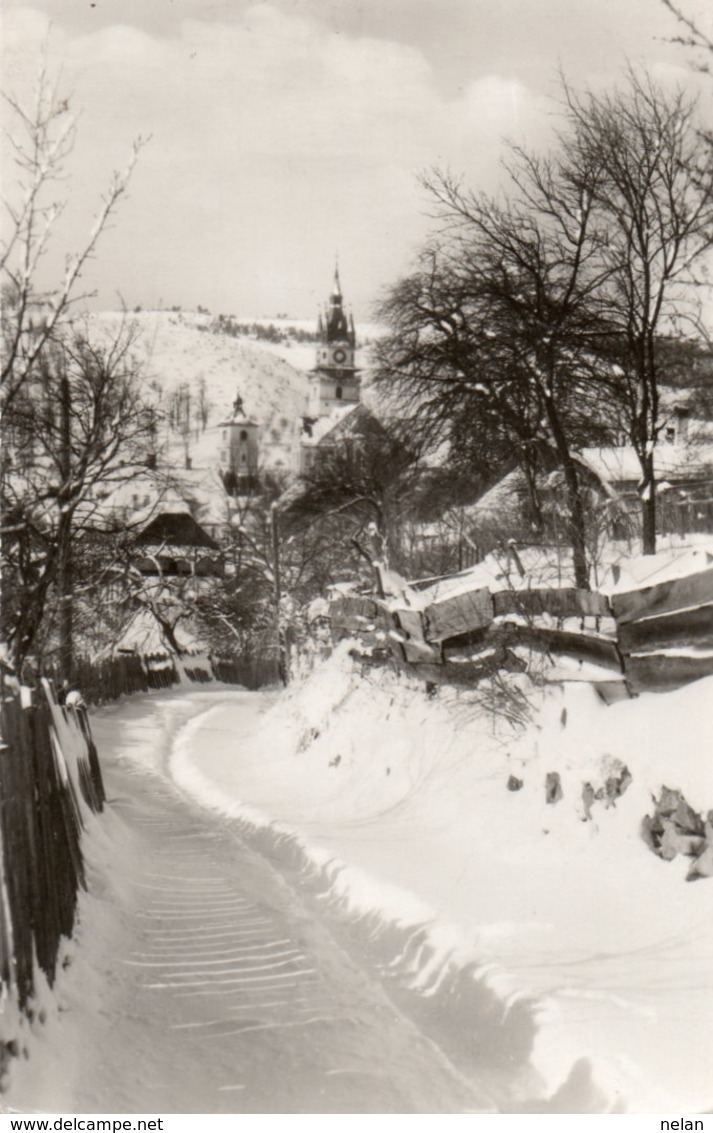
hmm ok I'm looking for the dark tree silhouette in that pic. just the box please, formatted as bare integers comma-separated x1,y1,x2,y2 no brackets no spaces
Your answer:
375,148,618,588
2,321,156,674
563,69,713,552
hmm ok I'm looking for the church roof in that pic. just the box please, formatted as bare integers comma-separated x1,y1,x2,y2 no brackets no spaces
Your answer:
217,413,258,428
301,404,357,447
331,264,342,301
301,402,379,448
319,264,356,346
136,509,219,550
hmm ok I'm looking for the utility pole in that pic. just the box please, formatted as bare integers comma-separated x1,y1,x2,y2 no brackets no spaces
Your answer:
270,502,289,685
57,362,74,686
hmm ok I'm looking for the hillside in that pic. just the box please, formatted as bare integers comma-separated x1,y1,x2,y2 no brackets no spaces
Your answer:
89,311,315,477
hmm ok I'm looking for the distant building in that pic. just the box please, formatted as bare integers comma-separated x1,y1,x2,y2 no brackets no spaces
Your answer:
134,505,223,578
296,267,365,474
218,392,259,496
299,402,381,477
455,405,713,549
308,266,360,419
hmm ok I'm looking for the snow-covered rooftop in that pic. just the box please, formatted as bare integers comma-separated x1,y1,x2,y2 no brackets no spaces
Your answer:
580,441,713,485
301,403,358,447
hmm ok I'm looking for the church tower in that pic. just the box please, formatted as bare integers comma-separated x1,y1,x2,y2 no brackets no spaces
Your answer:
308,265,360,418
218,392,259,496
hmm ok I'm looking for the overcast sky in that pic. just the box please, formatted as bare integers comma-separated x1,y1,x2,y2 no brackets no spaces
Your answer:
2,0,711,320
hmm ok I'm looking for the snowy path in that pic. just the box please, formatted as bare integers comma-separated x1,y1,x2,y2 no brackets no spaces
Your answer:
12,672,712,1115
10,691,487,1114
154,669,713,1115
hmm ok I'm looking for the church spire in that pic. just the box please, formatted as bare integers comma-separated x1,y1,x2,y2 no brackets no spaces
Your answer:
324,260,349,343
332,259,342,300
309,262,360,417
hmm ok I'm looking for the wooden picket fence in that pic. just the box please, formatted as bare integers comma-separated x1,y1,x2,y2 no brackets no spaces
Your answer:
0,643,279,1028
611,566,713,693
71,653,176,705
48,650,280,707
0,675,105,1011
209,653,280,690
330,564,713,696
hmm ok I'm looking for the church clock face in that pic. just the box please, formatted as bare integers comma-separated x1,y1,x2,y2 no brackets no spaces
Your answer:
333,348,347,364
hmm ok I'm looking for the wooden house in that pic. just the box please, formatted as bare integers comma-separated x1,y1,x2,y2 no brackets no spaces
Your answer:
134,506,223,578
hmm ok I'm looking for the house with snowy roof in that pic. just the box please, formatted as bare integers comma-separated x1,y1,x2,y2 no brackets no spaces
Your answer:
451,402,713,551
578,412,713,537
578,407,713,497
133,502,223,579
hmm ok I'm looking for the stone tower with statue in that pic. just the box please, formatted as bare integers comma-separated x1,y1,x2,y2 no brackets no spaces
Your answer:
218,392,259,496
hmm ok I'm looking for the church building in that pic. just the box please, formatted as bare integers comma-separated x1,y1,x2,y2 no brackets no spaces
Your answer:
307,266,360,419
214,267,365,487
218,392,259,496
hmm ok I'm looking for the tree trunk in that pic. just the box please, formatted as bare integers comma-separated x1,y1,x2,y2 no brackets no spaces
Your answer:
542,395,590,590
57,369,74,683
159,618,184,657
563,460,591,590
639,340,658,556
12,570,56,674
522,455,544,534
140,601,185,657
270,504,289,686
640,448,657,555
56,515,74,684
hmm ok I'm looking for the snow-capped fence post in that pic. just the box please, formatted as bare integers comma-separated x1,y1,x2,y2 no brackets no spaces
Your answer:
0,671,105,1017
329,563,713,695
49,648,279,706
613,566,713,692
0,811,14,1012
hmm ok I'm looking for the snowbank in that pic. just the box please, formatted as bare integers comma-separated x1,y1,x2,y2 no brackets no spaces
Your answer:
170,646,713,1113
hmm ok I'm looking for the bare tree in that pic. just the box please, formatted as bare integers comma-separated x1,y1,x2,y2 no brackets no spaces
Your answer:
1,320,156,675
661,0,713,69
291,413,422,573
375,246,552,537
1,52,152,674
564,68,713,552
197,375,211,431
375,147,618,589
1,55,145,413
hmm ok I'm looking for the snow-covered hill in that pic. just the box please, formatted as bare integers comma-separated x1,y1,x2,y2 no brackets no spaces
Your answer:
83,310,382,503
88,311,315,475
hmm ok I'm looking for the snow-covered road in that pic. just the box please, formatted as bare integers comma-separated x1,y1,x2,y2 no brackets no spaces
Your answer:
8,690,487,1114
157,660,713,1115
9,661,712,1115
